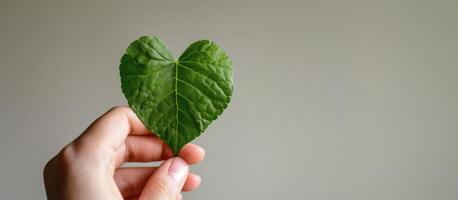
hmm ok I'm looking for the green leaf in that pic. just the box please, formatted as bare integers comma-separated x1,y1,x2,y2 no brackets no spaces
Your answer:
120,36,233,155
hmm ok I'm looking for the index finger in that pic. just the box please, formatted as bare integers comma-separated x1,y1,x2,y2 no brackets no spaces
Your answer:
76,106,154,151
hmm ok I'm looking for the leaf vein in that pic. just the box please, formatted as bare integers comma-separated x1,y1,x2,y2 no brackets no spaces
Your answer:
177,63,228,96
176,79,217,108
154,104,176,123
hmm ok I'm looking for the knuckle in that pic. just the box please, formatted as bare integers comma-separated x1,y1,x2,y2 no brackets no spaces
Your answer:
55,145,77,169
43,145,77,182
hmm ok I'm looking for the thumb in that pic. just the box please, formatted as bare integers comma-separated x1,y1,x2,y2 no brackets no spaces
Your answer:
139,157,189,200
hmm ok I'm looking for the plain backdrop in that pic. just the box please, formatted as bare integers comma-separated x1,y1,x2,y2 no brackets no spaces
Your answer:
1,0,457,199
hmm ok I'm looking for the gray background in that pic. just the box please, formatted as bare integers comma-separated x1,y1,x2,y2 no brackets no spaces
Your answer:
1,0,457,199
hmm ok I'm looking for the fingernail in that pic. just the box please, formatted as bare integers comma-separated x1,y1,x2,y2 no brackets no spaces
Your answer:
168,157,189,184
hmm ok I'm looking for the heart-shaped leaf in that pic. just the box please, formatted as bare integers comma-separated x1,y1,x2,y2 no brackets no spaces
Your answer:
120,36,233,154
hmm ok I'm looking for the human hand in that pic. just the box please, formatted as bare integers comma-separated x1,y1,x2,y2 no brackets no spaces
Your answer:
43,106,205,200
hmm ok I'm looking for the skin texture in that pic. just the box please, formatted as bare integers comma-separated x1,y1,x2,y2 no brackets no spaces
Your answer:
43,106,205,200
